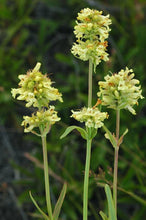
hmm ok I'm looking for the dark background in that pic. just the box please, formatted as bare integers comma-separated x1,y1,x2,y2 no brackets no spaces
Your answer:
0,0,146,219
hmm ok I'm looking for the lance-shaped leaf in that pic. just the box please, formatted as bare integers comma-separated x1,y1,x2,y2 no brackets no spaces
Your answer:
118,128,128,146
60,126,87,140
53,182,67,220
103,125,117,148
90,127,97,139
99,211,109,220
29,191,49,220
105,185,117,220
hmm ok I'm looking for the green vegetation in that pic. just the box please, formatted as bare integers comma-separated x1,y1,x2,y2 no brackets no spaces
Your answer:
0,0,146,219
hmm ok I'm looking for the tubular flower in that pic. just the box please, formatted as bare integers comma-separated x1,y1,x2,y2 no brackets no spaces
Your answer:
97,67,144,114
71,8,112,70
11,62,63,108
71,107,108,129
21,106,60,133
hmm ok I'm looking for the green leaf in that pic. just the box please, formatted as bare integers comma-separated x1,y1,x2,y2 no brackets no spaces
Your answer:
90,127,97,139
104,185,117,220
29,191,49,220
60,126,87,140
29,213,45,218
53,182,67,220
99,211,109,220
118,128,128,146
103,125,117,148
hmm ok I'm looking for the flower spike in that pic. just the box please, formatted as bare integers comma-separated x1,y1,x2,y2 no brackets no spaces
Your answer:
71,8,112,71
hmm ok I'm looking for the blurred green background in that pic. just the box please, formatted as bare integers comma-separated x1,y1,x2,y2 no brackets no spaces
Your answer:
0,0,146,219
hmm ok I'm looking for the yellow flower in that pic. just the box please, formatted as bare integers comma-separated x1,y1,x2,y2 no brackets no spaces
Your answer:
11,62,63,108
74,8,111,42
21,106,60,133
71,40,109,70
97,67,144,114
71,107,108,129
71,8,112,70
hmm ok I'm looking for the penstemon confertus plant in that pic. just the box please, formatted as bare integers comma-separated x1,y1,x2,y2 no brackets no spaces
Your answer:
97,67,143,219
11,63,67,220
11,7,144,220
61,8,112,220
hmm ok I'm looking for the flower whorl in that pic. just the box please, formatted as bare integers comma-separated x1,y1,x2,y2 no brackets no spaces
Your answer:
71,107,108,129
97,67,144,114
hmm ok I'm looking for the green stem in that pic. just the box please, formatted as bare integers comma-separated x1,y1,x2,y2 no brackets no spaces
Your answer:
41,134,53,220
88,59,93,108
83,59,93,220
83,136,92,220
116,110,120,140
113,109,120,217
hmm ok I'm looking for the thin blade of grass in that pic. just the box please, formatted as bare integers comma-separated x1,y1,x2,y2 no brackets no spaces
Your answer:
29,191,49,220
105,185,117,220
53,182,67,220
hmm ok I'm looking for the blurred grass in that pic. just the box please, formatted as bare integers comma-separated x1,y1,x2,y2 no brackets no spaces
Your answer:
0,0,146,219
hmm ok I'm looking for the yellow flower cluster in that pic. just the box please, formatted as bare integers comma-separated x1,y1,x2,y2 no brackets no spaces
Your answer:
11,63,62,133
71,8,112,70
71,107,108,129
11,63,63,108
97,67,144,114
22,106,60,133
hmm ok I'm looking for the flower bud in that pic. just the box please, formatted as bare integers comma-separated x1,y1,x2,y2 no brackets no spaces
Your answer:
39,89,43,93
37,112,41,117
27,81,34,89
35,76,41,82
38,83,43,88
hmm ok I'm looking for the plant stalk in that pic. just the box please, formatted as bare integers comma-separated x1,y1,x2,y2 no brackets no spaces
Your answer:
41,135,53,220
88,59,93,108
113,109,120,217
83,59,93,220
83,137,92,220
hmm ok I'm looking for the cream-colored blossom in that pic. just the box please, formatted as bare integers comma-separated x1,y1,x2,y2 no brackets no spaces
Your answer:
74,8,111,41
21,106,60,133
11,62,63,108
71,8,112,70
71,107,108,129
71,40,109,69
97,67,144,114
